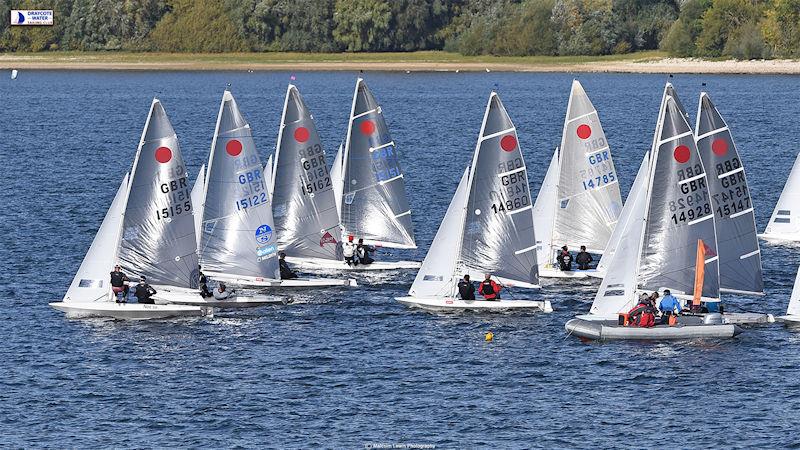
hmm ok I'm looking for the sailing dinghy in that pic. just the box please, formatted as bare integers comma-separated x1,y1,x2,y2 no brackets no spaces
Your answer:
760,151,800,243
328,78,421,270
695,92,764,296
396,92,552,312
270,84,412,272
196,90,355,289
534,80,622,279
565,91,740,340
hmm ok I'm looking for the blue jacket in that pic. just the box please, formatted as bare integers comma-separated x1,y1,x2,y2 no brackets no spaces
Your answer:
659,295,682,313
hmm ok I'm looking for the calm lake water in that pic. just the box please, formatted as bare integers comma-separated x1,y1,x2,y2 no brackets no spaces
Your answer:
2,70,799,448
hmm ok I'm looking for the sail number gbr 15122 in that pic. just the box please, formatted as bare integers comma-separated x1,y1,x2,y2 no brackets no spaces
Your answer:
491,158,530,214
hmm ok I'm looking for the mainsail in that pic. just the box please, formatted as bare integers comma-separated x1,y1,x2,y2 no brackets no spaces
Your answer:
272,84,342,260
552,80,622,253
339,78,416,248
118,99,199,288
763,152,800,239
408,168,470,298
63,173,130,302
638,94,720,298
695,92,763,294
460,92,539,286
533,148,558,267
199,90,280,280
190,164,206,250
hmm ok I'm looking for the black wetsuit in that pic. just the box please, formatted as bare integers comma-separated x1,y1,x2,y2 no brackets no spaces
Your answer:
357,244,375,265
199,272,212,298
110,270,129,300
134,282,156,304
558,252,573,271
575,251,593,270
279,259,298,280
457,280,475,300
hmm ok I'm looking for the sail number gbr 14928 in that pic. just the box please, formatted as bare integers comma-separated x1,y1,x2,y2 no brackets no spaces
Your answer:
669,163,711,225
491,158,530,214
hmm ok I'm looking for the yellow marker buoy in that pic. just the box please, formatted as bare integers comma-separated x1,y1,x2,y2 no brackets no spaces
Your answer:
485,331,494,342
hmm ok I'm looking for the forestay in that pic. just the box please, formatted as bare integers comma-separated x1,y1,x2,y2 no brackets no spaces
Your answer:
339,78,416,248
118,99,199,288
533,148,558,266
190,164,206,250
408,168,469,298
63,174,130,302
272,84,342,261
460,92,539,286
763,152,800,239
553,80,622,253
200,91,280,280
695,92,763,294
638,94,720,298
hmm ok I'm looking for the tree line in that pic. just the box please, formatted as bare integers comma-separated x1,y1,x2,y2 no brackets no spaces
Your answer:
1,0,798,59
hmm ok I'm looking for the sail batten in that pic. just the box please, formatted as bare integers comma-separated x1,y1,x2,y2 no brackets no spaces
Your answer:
339,79,416,248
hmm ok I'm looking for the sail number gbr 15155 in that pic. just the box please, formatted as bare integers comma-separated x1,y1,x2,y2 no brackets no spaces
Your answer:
491,158,530,214
156,176,191,220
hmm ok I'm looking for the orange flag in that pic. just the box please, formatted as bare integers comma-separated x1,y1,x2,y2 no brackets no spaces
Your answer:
693,239,706,307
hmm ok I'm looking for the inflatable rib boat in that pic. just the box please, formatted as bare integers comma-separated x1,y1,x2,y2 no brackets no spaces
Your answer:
565,314,742,341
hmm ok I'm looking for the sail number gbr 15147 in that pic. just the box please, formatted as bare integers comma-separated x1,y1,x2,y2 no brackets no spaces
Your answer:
491,158,530,214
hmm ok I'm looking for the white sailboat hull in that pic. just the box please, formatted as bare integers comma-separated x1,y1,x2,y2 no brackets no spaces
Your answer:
758,232,800,243
778,314,800,325
285,256,421,271
395,296,552,312
49,301,203,320
204,271,356,288
539,266,598,279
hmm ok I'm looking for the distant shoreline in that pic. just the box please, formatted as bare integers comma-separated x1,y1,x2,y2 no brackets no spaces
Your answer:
2,51,800,74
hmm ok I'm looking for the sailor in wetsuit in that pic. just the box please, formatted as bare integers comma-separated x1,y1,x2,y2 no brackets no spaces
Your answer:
575,246,593,270
457,274,475,300
356,238,375,265
134,276,157,304
198,265,212,298
279,252,298,280
213,282,235,300
479,274,501,300
343,236,357,266
110,265,130,303
558,245,573,271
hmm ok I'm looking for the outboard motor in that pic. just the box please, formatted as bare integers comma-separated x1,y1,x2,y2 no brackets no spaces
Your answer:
703,313,724,325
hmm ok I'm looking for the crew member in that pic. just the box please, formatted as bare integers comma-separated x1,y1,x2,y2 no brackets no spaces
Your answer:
575,246,593,270
356,238,375,265
558,245,573,271
659,289,682,323
110,264,130,303
627,294,656,327
213,282,235,300
343,235,357,266
198,265,212,298
457,274,475,300
279,252,298,280
479,274,501,300
134,276,157,304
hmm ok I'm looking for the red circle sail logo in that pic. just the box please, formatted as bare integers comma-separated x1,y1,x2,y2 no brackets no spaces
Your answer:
576,124,592,140
500,135,517,152
155,146,172,163
294,127,310,143
226,139,243,156
673,145,691,163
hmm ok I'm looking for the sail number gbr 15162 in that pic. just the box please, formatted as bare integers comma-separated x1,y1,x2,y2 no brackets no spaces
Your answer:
491,158,530,214
299,143,332,196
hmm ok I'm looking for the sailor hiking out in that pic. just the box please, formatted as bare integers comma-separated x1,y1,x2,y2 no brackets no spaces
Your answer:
356,238,375,265
279,252,298,280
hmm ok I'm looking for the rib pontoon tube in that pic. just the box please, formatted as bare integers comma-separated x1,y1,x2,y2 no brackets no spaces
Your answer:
565,315,742,341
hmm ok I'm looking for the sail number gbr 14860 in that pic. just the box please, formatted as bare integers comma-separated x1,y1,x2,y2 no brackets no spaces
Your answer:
491,160,530,214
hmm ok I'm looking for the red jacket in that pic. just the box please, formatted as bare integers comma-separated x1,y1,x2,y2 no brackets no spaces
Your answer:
480,280,501,300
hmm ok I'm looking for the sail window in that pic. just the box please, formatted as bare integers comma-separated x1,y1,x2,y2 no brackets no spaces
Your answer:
777,210,791,215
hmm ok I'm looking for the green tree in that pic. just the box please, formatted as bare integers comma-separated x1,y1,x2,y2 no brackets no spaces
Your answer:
0,0,72,51
695,0,763,56
148,0,246,52
660,0,712,56
492,0,559,56
552,0,616,55
332,0,392,51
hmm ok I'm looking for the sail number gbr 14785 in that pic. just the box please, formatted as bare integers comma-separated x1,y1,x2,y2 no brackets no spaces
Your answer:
491,159,530,214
